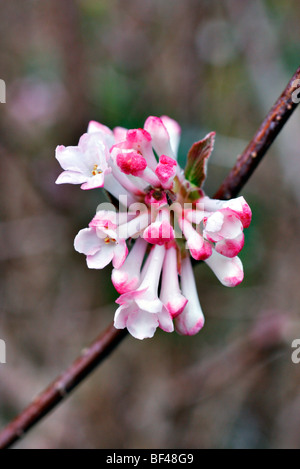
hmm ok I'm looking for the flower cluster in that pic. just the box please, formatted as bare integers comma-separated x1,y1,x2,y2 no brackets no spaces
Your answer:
55,116,252,339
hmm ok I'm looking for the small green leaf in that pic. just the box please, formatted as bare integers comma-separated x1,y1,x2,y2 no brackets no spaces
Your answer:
184,132,216,188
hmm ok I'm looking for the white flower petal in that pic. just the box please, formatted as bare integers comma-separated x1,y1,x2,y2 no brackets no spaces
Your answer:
205,209,243,242
205,250,244,287
223,197,252,228
160,115,181,158
56,171,87,185
74,228,101,255
218,209,243,239
205,211,224,234
78,133,109,169
126,309,159,340
113,126,128,143
111,269,140,294
81,173,105,190
215,232,244,258
55,145,87,172
112,240,128,269
160,245,187,318
111,238,147,293
114,303,133,330
158,306,174,333
178,218,212,261
136,294,164,314
203,196,252,229
86,245,114,269
175,256,205,336
144,116,175,158
87,120,114,142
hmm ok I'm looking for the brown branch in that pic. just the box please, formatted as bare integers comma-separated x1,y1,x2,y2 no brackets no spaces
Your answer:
0,325,128,449
0,66,299,449
214,66,300,200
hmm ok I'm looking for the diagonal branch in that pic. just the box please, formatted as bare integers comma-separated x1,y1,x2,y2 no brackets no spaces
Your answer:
0,66,299,449
0,325,128,449
214,66,300,200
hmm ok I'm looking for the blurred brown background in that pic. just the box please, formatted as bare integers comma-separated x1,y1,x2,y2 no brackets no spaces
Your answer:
1,0,300,449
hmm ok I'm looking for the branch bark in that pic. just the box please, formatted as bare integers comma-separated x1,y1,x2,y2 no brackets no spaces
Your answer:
0,66,299,449
214,66,300,200
0,325,128,449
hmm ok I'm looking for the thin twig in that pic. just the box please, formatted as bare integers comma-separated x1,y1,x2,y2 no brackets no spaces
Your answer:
214,66,300,200
0,325,128,449
0,66,299,449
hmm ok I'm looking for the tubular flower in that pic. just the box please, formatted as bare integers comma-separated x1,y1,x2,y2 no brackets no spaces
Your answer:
56,116,252,339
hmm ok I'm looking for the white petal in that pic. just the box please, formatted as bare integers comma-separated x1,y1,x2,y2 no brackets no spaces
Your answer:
163,293,188,319
160,246,187,317
160,115,181,158
175,256,205,336
179,218,212,261
111,269,140,294
205,211,224,234
113,126,128,143
86,245,114,269
158,306,174,333
136,293,164,314
114,303,132,329
78,133,109,169
126,309,159,340
81,173,105,190
87,120,114,141
226,197,252,229
138,245,165,301
215,232,244,258
205,250,244,287
111,238,147,293
74,228,101,255
56,171,87,185
204,196,252,229
55,145,87,172
217,209,243,239
112,240,128,269
144,116,175,158
205,209,243,242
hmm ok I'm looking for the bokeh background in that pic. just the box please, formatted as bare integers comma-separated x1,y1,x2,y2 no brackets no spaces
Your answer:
1,0,300,449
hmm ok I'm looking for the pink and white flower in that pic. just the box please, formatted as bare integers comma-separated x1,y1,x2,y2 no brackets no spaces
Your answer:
202,196,252,229
175,256,205,336
111,238,148,294
160,244,188,318
56,114,252,340
178,217,212,261
143,209,175,246
155,155,177,189
144,116,177,160
55,133,112,190
203,208,244,258
114,245,174,339
74,210,128,269
204,250,244,287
